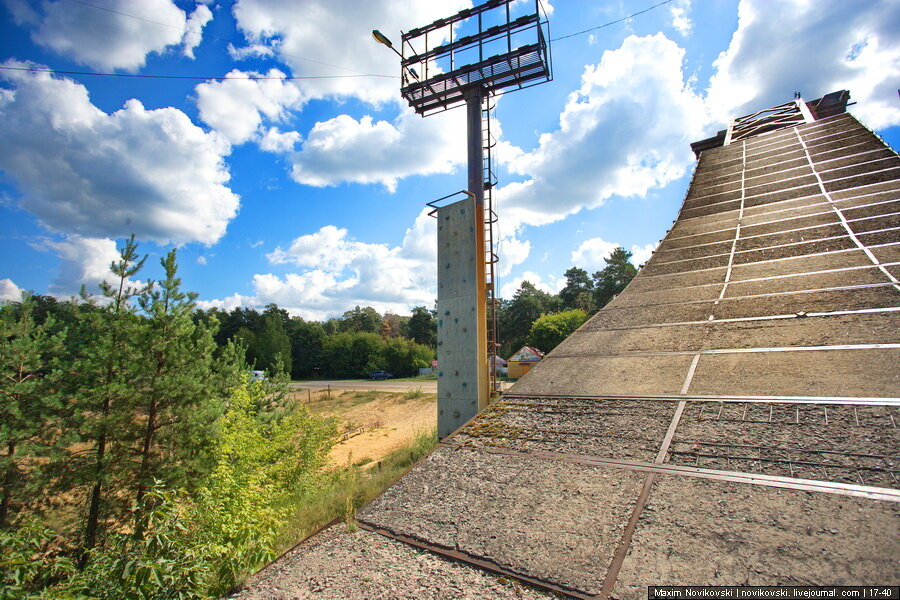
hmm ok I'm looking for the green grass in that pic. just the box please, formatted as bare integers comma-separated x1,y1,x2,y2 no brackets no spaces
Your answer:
392,373,438,381
274,427,438,550
400,387,430,401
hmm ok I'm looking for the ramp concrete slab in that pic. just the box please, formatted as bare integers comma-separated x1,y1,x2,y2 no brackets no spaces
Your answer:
454,398,675,462
358,446,646,597
667,401,900,487
510,354,695,397
552,313,900,356
687,348,900,397
612,476,899,599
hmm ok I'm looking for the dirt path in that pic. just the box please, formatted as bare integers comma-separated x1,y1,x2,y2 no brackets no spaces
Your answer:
295,389,437,467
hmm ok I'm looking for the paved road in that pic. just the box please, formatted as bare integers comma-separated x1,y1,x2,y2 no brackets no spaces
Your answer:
290,379,438,394
289,380,514,394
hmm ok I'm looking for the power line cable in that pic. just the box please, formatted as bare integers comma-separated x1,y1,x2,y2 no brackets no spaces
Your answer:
551,0,675,42
0,65,397,80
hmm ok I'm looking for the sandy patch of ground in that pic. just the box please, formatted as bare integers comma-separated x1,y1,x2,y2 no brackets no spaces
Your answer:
293,390,437,467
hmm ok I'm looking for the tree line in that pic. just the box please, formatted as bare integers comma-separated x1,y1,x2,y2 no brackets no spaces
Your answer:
497,247,639,356
196,304,437,379
190,245,639,378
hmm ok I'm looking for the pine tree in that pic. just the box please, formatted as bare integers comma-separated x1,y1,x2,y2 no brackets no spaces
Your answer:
592,247,638,309
76,235,149,564
132,249,223,516
0,297,67,527
559,267,594,313
255,306,291,375
405,306,436,347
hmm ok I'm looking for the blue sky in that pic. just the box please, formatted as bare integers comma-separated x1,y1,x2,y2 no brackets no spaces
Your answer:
1,0,898,319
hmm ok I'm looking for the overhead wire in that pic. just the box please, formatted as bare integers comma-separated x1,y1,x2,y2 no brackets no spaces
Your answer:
550,0,675,42
0,66,397,80
8,0,680,82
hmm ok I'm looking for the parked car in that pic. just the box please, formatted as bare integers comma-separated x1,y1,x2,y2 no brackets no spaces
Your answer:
249,370,266,381
368,370,393,380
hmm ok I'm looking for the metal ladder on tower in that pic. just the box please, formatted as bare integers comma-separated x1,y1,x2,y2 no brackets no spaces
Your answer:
482,95,500,399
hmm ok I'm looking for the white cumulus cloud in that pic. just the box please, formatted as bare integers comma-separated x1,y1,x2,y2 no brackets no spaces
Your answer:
498,34,708,229
37,236,120,299
195,69,304,146
498,271,561,300
17,0,203,72
202,208,438,319
0,278,23,303
182,4,214,59
230,0,470,104
670,0,693,37
706,0,900,129
497,234,531,278
288,107,466,192
630,243,657,267
260,127,302,153
0,63,239,246
571,237,620,273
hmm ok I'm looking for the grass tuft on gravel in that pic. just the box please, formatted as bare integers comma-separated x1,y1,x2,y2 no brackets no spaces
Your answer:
274,427,438,551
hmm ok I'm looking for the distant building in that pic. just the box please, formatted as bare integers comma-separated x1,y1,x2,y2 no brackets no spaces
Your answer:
490,355,508,378
507,346,544,379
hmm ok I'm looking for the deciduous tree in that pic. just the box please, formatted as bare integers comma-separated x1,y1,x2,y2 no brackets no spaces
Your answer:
528,309,589,353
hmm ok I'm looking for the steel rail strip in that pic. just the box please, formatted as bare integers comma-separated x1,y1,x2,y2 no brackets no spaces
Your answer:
571,306,900,334
655,211,900,256
743,112,855,146
685,154,898,204
735,122,871,161
664,196,899,244
671,441,900,461
600,281,899,314
600,217,722,600
624,262,900,301
696,134,875,184
700,125,862,171
698,122,874,172
680,164,900,217
354,520,596,600
499,391,900,406
675,181,900,227
744,125,863,157
742,127,870,163
549,343,900,361
665,450,900,475
649,227,900,269
633,242,900,281
687,148,895,201
794,128,900,290
439,444,900,503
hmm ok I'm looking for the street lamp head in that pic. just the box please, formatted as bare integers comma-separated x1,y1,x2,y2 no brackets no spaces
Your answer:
372,30,394,49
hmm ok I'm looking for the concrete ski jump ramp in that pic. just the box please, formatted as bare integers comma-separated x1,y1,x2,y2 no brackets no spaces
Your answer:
228,94,899,599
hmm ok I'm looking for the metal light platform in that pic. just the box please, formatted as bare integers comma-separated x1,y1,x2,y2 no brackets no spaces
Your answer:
400,0,552,116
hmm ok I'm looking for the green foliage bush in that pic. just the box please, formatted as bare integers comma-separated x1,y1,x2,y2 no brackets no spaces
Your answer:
0,520,87,600
527,309,589,353
190,382,335,595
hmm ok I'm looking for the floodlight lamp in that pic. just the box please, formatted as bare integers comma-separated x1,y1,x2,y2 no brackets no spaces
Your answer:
372,30,393,49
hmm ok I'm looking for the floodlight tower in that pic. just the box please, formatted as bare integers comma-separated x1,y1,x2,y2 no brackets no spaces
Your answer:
375,0,552,438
